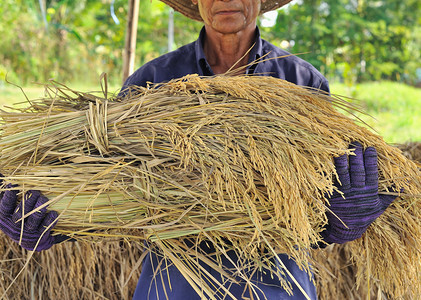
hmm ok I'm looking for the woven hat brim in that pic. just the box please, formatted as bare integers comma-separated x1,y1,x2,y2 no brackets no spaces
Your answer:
160,0,293,22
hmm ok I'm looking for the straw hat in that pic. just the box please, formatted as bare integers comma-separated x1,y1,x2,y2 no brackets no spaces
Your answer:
160,0,293,21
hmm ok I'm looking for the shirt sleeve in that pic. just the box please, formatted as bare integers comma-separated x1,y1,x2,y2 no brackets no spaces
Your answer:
118,65,155,98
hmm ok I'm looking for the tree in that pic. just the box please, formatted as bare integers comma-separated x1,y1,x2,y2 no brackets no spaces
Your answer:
0,0,200,85
263,0,421,85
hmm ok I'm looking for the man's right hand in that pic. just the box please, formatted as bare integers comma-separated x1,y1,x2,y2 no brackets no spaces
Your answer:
0,185,60,251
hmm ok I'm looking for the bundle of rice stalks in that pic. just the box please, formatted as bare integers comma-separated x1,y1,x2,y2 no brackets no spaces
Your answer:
0,74,420,299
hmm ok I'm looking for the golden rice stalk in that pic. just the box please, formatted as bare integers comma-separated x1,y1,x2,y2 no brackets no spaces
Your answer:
0,75,420,299
1,145,420,300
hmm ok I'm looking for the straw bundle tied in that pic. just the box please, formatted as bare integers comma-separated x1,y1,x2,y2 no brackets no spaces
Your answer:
0,74,420,299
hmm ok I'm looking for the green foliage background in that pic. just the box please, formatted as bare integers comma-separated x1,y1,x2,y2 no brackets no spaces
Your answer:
263,0,421,87
0,0,201,86
0,0,419,87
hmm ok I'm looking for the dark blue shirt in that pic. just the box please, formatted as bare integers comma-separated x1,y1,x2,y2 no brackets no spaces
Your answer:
122,27,329,94
128,27,327,300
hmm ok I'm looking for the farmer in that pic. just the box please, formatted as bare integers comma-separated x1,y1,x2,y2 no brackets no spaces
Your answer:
0,0,397,299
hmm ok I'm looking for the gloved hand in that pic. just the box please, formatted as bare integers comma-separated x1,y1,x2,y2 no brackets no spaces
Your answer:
321,142,398,244
0,185,61,251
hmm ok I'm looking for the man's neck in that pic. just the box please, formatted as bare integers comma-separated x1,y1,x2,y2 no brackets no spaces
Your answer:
203,24,257,75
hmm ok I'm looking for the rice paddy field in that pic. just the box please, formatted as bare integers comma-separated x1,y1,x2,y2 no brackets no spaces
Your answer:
329,81,421,144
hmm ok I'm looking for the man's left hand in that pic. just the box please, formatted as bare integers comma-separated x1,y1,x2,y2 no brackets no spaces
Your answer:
321,142,398,244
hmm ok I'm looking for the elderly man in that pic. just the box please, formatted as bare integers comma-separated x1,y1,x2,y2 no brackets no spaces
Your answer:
122,0,329,91
122,1,396,299
0,1,396,299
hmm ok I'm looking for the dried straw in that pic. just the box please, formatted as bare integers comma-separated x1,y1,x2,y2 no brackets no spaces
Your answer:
0,75,420,299
0,232,143,299
397,141,421,162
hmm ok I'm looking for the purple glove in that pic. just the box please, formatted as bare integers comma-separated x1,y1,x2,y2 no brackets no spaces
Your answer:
0,186,60,251
321,142,397,244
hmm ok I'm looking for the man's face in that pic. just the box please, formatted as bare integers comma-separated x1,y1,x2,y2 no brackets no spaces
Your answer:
192,0,265,34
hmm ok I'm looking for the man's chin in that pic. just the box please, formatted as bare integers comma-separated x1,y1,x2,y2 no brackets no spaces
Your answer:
209,20,250,35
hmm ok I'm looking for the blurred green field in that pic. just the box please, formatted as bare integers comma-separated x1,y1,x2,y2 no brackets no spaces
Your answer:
330,81,421,144
0,80,419,144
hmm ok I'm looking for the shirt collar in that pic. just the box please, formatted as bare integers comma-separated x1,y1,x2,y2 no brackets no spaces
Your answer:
195,26,263,76
246,26,263,74
195,27,213,76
